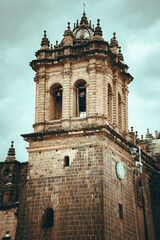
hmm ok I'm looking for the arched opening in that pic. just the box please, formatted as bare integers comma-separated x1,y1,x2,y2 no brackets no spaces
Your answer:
108,83,112,122
49,83,62,120
74,80,86,117
64,156,69,167
118,93,122,129
42,208,54,228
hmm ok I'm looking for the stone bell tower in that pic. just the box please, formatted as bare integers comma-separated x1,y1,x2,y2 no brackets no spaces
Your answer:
16,11,157,240
31,12,132,136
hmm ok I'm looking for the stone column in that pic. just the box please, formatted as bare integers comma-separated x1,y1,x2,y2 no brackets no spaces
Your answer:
112,75,118,129
33,67,47,132
96,69,103,115
44,74,50,122
103,71,108,117
123,85,129,133
37,70,46,123
44,88,50,122
85,84,89,116
88,59,96,116
71,86,76,117
34,76,39,124
62,62,71,120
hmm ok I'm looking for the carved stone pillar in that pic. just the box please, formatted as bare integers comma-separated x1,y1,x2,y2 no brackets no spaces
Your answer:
88,60,96,116
103,71,108,117
62,63,71,119
123,85,129,133
37,73,46,123
34,76,39,123
112,76,118,129
96,69,103,115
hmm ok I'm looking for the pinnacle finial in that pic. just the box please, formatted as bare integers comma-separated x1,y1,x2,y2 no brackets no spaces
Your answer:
83,3,86,14
76,19,79,27
118,46,124,61
80,7,88,25
41,30,50,48
110,32,118,48
68,22,70,30
64,22,73,38
146,128,152,139
5,141,16,162
94,19,103,37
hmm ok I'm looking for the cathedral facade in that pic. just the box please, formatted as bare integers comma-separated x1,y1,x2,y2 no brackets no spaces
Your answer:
0,12,160,240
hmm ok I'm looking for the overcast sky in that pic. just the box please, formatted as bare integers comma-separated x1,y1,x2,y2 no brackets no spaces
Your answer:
0,0,160,162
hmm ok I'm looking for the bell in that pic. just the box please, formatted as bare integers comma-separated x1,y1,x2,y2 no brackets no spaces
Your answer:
56,91,61,98
79,92,85,98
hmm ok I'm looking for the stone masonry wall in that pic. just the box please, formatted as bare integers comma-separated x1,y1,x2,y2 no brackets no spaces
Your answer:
103,142,155,240
16,132,155,239
0,208,18,240
0,161,28,239
103,139,139,240
16,134,105,240
149,174,160,240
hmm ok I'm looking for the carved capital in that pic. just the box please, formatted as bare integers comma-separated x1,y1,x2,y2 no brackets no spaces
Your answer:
62,70,72,77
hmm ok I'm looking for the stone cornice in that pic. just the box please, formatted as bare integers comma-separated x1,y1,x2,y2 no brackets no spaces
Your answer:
21,125,159,173
0,160,28,165
0,201,19,210
30,40,133,83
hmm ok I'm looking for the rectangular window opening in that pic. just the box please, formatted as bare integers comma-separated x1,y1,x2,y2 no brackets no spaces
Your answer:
118,203,123,220
77,87,86,117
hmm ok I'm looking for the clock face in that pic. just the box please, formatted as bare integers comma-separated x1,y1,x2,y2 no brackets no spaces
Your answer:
116,162,125,180
76,29,90,39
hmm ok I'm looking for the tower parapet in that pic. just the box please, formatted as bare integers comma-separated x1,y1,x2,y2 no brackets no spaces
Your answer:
129,127,160,164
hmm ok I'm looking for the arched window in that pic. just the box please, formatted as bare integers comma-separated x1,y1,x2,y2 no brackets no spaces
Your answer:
49,83,62,120
64,156,69,167
42,208,54,228
108,83,112,122
118,93,122,129
74,80,86,117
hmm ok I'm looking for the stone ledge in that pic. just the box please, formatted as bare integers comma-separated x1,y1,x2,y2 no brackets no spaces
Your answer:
0,201,19,210
0,161,28,165
21,125,160,173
